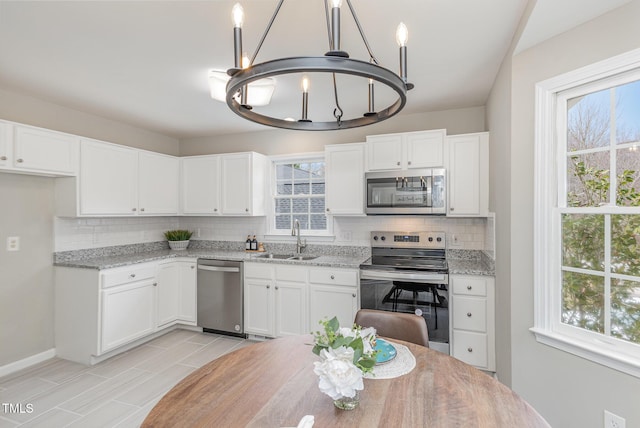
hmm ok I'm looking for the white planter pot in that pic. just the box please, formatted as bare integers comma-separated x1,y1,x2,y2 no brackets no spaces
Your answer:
168,240,190,251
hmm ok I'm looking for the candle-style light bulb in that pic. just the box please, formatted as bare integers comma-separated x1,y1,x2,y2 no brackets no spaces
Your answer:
242,54,250,69
302,77,309,93
300,76,310,122
330,0,343,8
396,22,408,47
232,3,244,28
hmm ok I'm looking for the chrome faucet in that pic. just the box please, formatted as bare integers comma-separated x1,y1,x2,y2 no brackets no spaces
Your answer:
291,219,307,255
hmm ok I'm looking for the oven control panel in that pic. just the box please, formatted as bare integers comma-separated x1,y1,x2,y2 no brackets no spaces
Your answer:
370,231,446,249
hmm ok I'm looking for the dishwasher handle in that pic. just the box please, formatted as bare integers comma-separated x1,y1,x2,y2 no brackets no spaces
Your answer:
197,265,240,273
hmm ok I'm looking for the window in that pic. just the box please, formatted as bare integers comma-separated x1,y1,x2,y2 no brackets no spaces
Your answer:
533,48,640,377
270,156,328,235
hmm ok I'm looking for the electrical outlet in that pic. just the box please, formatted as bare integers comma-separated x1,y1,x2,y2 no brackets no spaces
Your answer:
604,410,625,428
339,231,352,242
6,236,20,252
450,234,461,247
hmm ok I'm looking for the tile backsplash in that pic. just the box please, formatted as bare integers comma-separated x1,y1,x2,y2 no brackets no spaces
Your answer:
55,215,488,252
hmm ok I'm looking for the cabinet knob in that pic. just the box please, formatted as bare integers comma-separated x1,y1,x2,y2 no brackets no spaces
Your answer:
0,156,6,161
450,207,454,212
326,208,330,212
467,347,473,353
275,286,279,290
467,285,472,290
467,312,472,317
140,208,145,212
129,273,136,278
245,208,249,212
153,282,158,286
191,265,195,269
330,275,335,280
396,161,401,166
352,293,356,298
408,161,412,166
214,208,218,212
132,208,137,212
266,285,270,289
16,158,23,163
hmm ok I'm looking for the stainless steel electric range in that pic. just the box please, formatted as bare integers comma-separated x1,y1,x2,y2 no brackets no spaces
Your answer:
359,231,449,355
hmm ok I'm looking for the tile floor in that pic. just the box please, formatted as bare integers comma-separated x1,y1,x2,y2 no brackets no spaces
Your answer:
0,329,255,427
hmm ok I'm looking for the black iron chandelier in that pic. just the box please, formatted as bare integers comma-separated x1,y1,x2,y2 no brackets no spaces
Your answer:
225,0,414,131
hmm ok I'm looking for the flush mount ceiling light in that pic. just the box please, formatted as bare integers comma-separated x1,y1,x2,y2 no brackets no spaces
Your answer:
225,0,414,131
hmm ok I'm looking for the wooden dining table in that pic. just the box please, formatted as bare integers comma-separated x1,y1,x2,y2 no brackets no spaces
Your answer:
142,335,549,427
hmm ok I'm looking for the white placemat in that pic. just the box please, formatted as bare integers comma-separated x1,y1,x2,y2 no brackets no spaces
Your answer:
364,341,416,379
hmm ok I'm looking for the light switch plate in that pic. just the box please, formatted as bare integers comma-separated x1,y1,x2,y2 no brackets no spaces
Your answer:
7,236,20,251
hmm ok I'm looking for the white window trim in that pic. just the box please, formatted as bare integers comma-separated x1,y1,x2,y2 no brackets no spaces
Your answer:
265,152,335,240
532,47,640,378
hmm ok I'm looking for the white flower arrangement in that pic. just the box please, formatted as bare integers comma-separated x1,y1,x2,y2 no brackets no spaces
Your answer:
312,317,378,400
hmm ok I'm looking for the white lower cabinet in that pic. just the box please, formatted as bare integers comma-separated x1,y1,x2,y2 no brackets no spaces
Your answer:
450,274,495,371
244,262,358,338
55,258,197,365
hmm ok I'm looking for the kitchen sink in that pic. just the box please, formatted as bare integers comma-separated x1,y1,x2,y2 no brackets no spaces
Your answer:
256,253,318,261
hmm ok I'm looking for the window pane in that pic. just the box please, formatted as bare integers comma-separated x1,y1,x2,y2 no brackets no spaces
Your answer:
311,182,325,195
562,214,604,271
293,164,311,180
567,89,611,151
274,198,291,214
614,79,640,145
293,215,308,229
566,152,610,207
310,197,325,213
611,214,640,276
292,199,308,213
615,147,640,206
611,278,640,344
293,181,310,195
562,271,604,334
308,162,325,178
276,164,292,180
275,215,291,230
277,182,292,195
310,215,327,230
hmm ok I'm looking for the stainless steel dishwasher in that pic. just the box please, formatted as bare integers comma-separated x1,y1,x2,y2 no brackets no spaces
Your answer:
197,259,245,338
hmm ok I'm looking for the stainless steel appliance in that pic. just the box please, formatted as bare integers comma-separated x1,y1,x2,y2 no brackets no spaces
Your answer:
197,259,245,338
359,231,449,354
365,168,446,215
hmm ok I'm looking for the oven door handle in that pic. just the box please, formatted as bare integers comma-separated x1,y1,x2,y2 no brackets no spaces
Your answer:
360,269,447,283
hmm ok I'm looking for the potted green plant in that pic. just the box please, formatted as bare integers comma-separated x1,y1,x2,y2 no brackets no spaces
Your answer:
164,230,193,250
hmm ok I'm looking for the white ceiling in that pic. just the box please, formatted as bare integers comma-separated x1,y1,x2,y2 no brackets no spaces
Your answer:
0,1,629,140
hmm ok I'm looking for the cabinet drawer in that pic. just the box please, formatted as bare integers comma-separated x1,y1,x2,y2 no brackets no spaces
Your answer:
244,262,273,280
101,263,157,289
309,268,357,286
452,330,488,368
452,296,487,332
276,265,307,282
451,276,487,296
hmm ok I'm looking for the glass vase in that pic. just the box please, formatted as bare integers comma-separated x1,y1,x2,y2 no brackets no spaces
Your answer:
333,391,360,410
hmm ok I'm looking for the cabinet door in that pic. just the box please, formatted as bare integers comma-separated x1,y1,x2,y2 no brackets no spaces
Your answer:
101,280,156,353
157,263,180,327
447,133,488,217
221,154,251,215
366,134,403,171
139,151,179,215
275,281,307,337
308,284,358,329
452,330,488,368
14,125,78,175
0,121,10,168
404,130,445,168
244,278,274,337
325,143,364,215
181,156,220,215
178,261,197,323
80,139,138,215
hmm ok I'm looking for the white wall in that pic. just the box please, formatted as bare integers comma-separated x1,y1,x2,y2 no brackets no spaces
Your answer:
505,1,640,427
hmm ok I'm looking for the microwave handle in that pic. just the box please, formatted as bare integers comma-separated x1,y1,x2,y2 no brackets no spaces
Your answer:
426,175,432,207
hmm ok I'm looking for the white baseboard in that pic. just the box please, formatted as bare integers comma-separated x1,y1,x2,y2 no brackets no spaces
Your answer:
0,348,56,378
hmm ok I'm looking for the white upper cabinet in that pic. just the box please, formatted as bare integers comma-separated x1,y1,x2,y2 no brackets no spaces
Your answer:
366,129,445,171
0,121,79,176
80,139,138,216
325,143,365,216
181,155,221,215
446,132,489,217
138,151,179,215
220,152,267,216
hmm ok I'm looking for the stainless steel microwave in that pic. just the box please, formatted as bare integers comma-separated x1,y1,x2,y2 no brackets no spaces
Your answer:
365,169,446,215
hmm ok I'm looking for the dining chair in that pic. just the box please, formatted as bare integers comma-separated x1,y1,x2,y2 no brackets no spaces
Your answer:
354,309,430,347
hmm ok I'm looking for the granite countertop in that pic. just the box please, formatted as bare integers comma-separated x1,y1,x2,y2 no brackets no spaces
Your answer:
447,257,495,276
54,249,368,270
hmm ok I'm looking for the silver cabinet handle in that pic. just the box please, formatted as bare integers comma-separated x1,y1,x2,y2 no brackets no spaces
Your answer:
467,347,473,353
396,161,400,166
467,312,472,317
16,158,23,163
326,208,330,212
245,208,249,212
330,275,335,280
140,208,145,212
408,161,412,165
214,208,218,212
275,286,279,290
198,265,240,273
153,282,158,286
0,156,6,161
191,265,195,269
132,208,137,212
467,285,472,290
129,273,136,278
266,285,270,289
450,207,454,211
352,293,356,298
